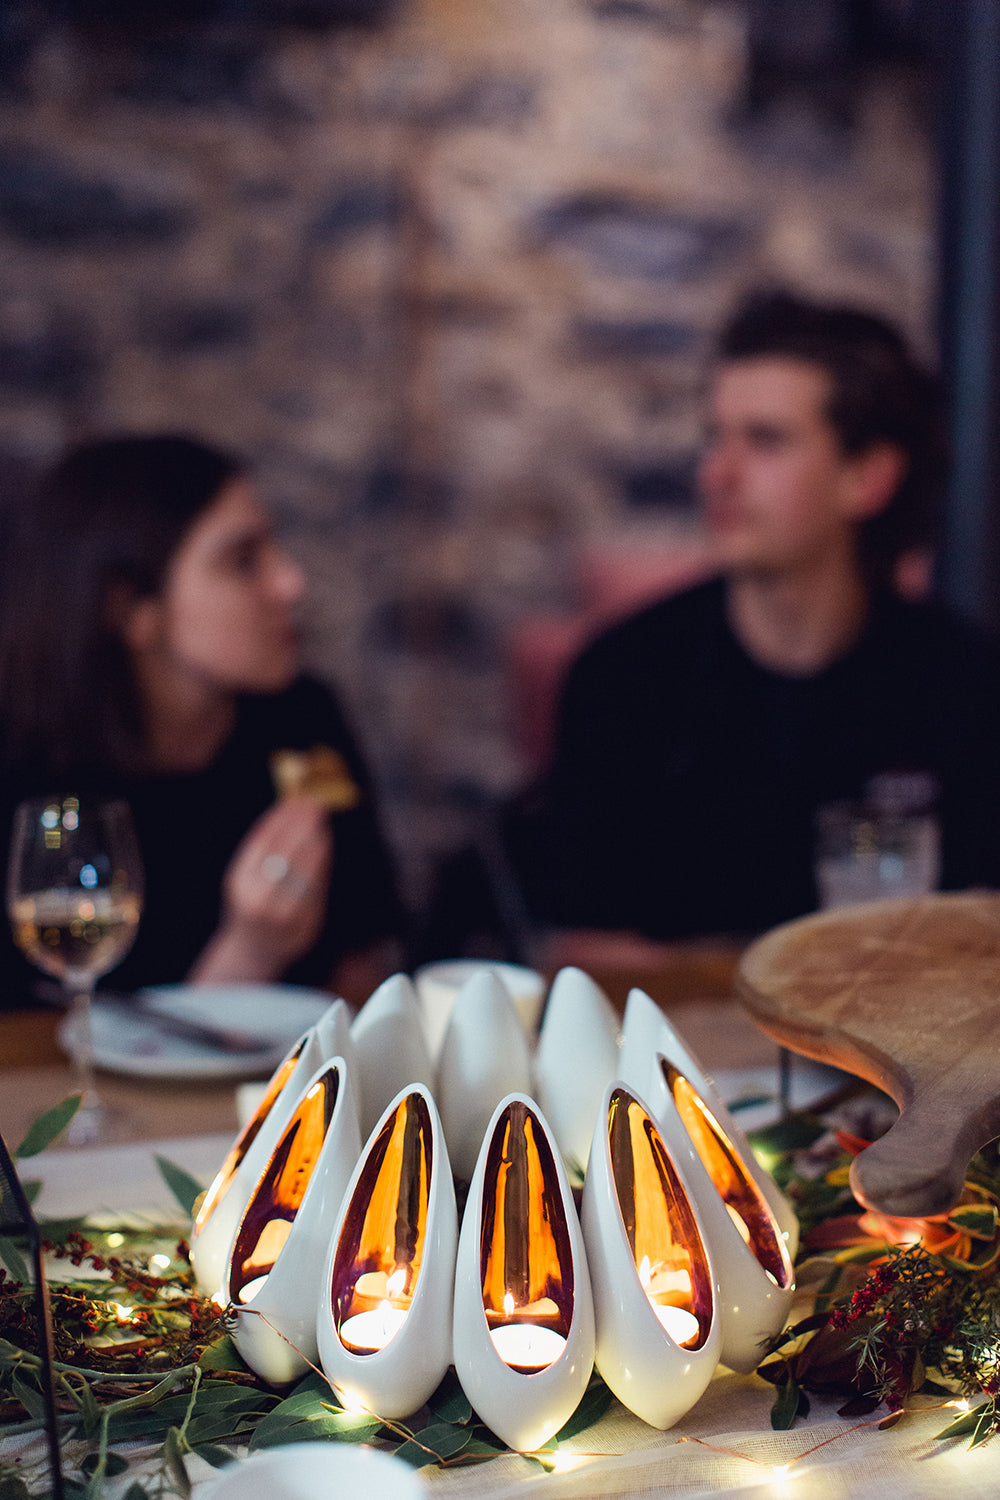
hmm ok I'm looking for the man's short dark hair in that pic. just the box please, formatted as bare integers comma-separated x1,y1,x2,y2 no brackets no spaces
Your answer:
716,288,946,584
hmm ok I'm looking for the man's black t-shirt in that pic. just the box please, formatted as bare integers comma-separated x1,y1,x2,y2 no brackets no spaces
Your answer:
0,676,402,1009
513,578,1000,940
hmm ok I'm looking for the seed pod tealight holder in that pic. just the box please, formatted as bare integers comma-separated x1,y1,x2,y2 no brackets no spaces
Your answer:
619,986,798,1255
452,1093,594,1453
226,1057,360,1385
316,1084,457,1417
190,1000,354,1297
534,966,620,1179
582,1083,720,1429
350,974,434,1141
645,1057,794,1372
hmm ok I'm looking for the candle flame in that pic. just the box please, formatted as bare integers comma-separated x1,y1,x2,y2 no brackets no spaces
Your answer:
503,1291,515,1317
387,1266,406,1300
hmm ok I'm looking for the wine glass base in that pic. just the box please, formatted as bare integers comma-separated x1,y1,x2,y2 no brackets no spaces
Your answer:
64,1096,132,1148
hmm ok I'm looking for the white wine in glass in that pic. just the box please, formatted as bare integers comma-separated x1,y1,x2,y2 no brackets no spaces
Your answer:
7,796,144,1145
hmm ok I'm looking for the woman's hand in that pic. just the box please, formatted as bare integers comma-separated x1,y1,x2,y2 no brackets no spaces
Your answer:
189,797,334,983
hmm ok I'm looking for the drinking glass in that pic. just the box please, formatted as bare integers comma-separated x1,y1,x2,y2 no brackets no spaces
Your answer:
814,800,940,909
7,796,144,1144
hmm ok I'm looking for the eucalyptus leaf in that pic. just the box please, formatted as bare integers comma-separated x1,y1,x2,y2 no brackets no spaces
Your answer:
427,1371,473,1425
770,1376,801,1431
947,1204,998,1238
73,1375,104,1438
80,1453,128,1479
407,1422,472,1460
748,1116,825,1155
121,1485,151,1500
154,1157,204,1218
15,1096,82,1158
198,1336,252,1373
971,1408,998,1448
457,1436,507,1458
0,1237,31,1285
163,1428,192,1497
934,1406,985,1440
392,1439,442,1470
22,1180,41,1205
249,1413,381,1450
12,1371,47,1420
265,1371,336,1412
555,1373,612,1439
192,1444,239,1470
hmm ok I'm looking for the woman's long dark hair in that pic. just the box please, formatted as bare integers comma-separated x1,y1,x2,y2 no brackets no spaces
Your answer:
0,434,243,781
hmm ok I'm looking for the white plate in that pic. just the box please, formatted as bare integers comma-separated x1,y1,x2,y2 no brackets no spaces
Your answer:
714,1058,850,1132
64,984,334,1081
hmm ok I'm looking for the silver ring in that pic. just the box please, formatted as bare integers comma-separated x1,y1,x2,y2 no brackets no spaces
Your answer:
261,853,291,884
261,852,312,897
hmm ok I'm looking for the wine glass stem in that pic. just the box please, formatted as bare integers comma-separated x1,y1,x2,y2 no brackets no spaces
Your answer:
67,981,103,1126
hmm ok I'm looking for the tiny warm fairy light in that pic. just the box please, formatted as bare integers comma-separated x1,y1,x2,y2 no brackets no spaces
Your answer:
112,1303,135,1322
106,1233,125,1248
150,1253,171,1270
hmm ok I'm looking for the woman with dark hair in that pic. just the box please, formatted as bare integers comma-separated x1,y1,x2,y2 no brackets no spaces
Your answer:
0,433,402,1010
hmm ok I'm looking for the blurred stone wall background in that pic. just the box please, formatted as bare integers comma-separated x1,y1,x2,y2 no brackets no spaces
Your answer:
0,0,938,907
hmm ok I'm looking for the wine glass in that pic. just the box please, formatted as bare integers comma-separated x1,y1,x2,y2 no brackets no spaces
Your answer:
7,795,144,1145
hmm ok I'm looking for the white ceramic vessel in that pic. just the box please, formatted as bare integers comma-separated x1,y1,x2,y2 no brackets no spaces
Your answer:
436,970,532,1182
415,959,545,1059
534,966,620,1177
225,1057,361,1384
190,999,355,1296
618,986,798,1256
452,1092,595,1452
198,1442,424,1500
582,1082,721,1429
316,1083,457,1417
350,974,434,1140
640,1055,795,1371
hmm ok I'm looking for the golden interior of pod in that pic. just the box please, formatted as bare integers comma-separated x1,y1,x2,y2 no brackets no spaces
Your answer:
480,1101,573,1340
194,1040,308,1231
330,1092,432,1349
228,1065,339,1302
662,1062,793,1289
607,1088,713,1348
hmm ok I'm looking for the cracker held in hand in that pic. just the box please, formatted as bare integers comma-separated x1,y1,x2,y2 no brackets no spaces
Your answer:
270,745,362,812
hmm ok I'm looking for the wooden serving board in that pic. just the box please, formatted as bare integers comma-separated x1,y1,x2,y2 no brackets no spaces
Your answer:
736,892,1000,1218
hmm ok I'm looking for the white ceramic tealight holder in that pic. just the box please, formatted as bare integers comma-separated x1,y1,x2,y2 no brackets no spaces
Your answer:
452,1092,595,1453
582,1082,721,1430
225,1057,361,1385
415,960,546,1061
642,1054,795,1371
618,986,798,1256
534,966,620,1178
436,971,532,1182
190,1000,355,1296
199,1441,424,1500
350,974,434,1141
317,1084,457,1417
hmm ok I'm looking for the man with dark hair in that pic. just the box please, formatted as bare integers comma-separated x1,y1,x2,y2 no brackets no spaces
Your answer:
514,289,1000,941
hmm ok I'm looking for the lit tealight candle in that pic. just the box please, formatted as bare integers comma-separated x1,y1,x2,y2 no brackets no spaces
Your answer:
649,1303,700,1345
339,1300,408,1353
239,1276,270,1305
488,1323,567,1370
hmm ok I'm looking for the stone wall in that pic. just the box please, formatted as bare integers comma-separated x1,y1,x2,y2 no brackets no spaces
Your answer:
0,0,937,904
